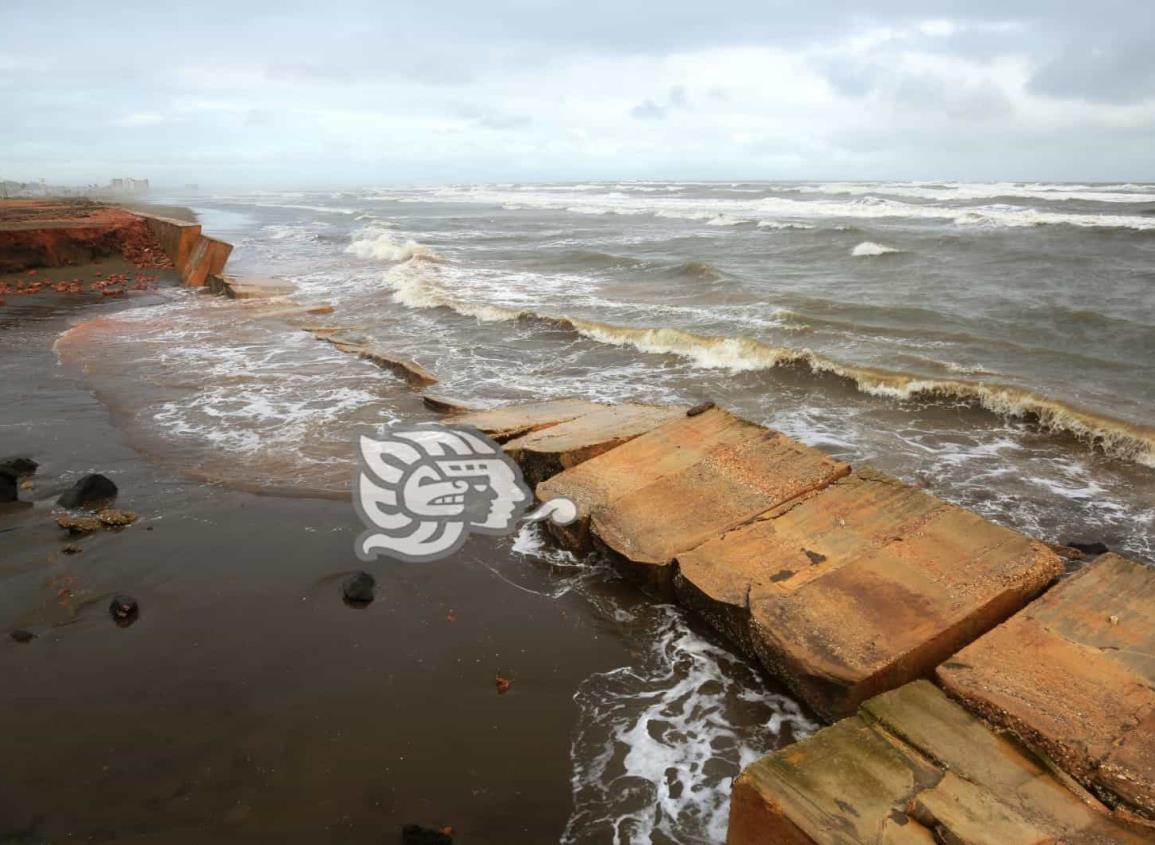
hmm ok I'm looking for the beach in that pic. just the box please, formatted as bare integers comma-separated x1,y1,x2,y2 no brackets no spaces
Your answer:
2,185,1153,843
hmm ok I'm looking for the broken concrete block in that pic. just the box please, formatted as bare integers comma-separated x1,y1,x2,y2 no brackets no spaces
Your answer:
216,274,297,299
452,399,606,443
537,408,849,593
355,348,438,387
938,552,1155,821
727,681,1152,845
503,402,688,487
675,468,1062,720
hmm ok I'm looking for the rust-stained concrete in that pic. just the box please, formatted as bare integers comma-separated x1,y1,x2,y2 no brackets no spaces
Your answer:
504,402,688,487
675,467,1063,720
452,399,607,442
727,681,1153,845
182,235,233,288
537,407,849,591
938,553,1155,821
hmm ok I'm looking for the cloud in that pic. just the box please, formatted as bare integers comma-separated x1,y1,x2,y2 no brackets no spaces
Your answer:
0,0,1153,185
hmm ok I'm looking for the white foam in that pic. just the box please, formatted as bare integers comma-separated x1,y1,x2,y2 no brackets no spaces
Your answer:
564,604,817,843
852,241,900,257
346,226,438,262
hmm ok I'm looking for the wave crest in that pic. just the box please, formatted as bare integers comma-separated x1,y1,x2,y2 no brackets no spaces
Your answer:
346,226,440,262
379,260,1155,467
852,241,900,257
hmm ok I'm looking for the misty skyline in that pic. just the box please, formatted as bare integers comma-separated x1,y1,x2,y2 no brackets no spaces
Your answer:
3,0,1154,187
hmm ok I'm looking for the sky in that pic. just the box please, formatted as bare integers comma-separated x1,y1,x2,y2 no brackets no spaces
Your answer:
2,1,1154,187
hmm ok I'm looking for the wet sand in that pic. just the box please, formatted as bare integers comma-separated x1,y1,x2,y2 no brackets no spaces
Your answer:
0,266,651,843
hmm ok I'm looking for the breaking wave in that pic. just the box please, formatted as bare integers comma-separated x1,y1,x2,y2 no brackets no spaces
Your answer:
346,225,440,262
851,241,900,257
381,259,1155,467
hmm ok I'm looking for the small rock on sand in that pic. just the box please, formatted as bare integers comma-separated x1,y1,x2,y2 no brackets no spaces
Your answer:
57,473,118,509
686,400,716,417
0,471,16,503
109,595,139,624
10,629,37,643
342,571,376,605
0,457,38,478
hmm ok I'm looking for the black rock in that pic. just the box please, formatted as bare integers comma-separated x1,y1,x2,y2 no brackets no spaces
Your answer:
57,473,118,509
1064,541,1110,556
401,824,452,845
342,571,376,605
0,457,38,478
109,594,139,624
686,400,716,417
10,629,36,643
0,470,16,503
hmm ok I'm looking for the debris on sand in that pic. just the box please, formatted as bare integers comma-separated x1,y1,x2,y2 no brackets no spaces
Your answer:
109,595,139,625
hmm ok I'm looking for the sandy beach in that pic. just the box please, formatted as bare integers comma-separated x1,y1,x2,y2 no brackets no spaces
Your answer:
0,253,674,842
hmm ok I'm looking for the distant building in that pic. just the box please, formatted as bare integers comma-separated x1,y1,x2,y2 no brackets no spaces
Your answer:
107,178,150,194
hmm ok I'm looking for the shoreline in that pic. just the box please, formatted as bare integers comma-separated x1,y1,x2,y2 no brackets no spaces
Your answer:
4,198,1153,843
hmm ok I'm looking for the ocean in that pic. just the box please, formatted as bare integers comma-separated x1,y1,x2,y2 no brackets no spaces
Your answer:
57,180,1155,561
49,180,1155,841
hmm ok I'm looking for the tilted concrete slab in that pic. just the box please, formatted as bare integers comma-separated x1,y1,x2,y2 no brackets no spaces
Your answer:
504,402,689,487
938,553,1155,821
451,399,607,443
675,467,1063,720
727,680,1153,845
213,274,297,300
536,408,849,591
182,235,233,287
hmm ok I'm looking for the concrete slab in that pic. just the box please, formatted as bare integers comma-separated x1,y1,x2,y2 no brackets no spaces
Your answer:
356,347,438,387
537,408,849,592
938,553,1155,821
215,274,297,299
504,402,688,486
675,468,1062,720
452,399,607,443
727,681,1153,844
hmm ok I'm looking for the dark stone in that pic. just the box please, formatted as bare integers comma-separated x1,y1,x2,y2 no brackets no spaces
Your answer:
342,571,376,605
686,400,716,417
0,470,15,503
109,594,139,625
10,629,36,643
1064,541,1110,556
57,473,118,509
0,457,38,477
401,824,452,845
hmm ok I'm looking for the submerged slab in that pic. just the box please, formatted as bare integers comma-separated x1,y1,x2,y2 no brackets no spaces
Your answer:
216,274,297,299
727,680,1152,845
451,399,606,443
503,402,688,486
675,468,1062,720
537,408,849,589
938,553,1155,820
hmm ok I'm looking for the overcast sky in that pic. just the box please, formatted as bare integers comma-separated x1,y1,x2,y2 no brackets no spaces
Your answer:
2,1,1153,187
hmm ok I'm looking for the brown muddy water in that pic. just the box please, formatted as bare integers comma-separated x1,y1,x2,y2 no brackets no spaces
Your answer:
0,270,811,843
